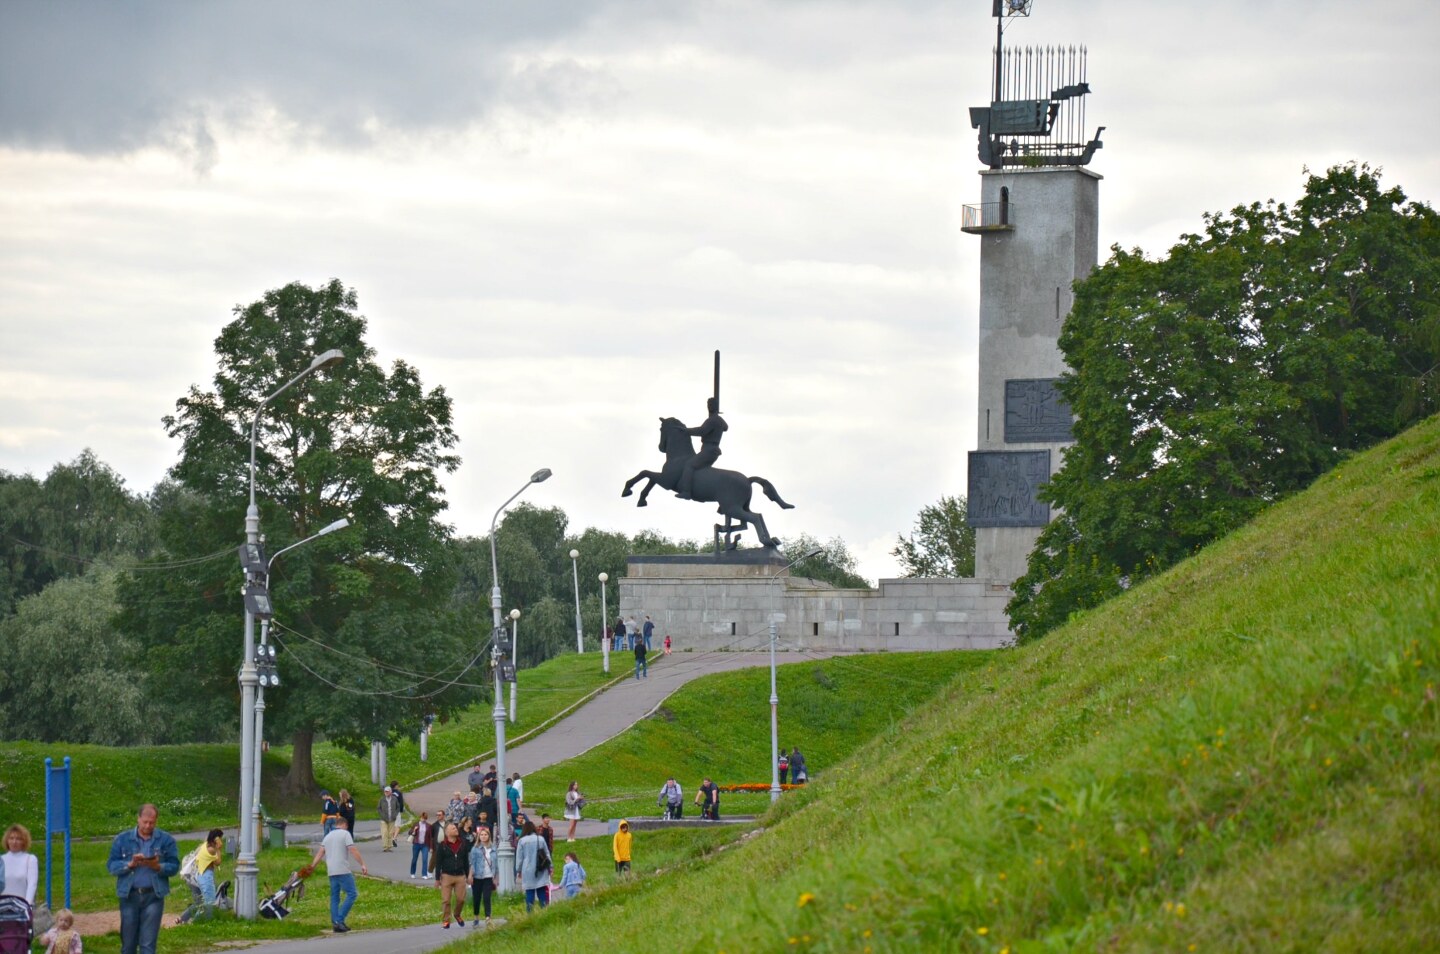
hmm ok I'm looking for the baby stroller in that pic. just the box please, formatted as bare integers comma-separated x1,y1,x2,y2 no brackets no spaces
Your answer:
0,896,33,954
259,868,310,920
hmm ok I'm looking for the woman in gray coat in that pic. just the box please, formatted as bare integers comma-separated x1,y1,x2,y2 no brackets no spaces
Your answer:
514,819,552,912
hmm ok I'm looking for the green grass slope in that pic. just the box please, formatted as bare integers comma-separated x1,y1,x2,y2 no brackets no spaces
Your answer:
451,416,1440,953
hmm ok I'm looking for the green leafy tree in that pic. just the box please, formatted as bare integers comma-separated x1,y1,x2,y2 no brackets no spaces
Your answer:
892,495,976,577
783,534,871,589
118,280,471,796
0,451,154,614
1009,164,1440,640
0,568,149,744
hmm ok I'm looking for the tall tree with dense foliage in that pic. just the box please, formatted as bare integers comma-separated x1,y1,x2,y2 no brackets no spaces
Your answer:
118,280,472,795
892,495,976,577
1009,164,1440,639
0,451,154,615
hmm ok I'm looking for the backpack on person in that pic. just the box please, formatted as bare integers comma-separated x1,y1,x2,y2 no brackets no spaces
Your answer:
179,846,202,888
535,840,552,877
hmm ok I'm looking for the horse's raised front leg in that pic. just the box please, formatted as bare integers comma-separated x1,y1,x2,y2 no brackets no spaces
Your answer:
622,471,659,506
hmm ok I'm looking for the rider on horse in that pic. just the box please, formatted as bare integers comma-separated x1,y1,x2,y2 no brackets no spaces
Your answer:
676,397,727,500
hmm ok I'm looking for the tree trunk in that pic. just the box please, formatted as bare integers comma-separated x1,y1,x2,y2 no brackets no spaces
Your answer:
280,728,319,799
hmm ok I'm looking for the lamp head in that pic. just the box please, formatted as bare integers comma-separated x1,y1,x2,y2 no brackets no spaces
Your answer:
569,549,580,560
309,349,345,372
509,608,521,620
530,468,552,483
803,547,825,561
319,517,351,536
598,572,608,583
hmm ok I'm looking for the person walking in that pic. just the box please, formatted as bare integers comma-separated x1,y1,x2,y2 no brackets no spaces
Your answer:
625,616,638,652
407,812,433,879
778,750,789,785
695,777,721,821
389,781,407,817
563,781,584,842
634,639,648,679
377,787,402,851
560,852,586,899
2,822,38,944
514,820,552,913
309,816,367,933
336,789,357,836
106,804,180,954
467,826,497,926
613,616,626,651
789,747,808,785
658,777,682,819
432,823,470,929
194,829,224,905
467,762,485,794
642,615,654,650
663,633,672,655
612,820,632,876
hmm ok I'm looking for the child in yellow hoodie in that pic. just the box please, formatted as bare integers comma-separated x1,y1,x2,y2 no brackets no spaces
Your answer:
612,820,632,875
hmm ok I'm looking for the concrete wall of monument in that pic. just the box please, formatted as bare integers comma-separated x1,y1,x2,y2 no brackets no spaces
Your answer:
618,575,1014,652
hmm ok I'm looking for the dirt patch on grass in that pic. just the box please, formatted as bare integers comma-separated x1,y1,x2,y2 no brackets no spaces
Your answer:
69,910,183,936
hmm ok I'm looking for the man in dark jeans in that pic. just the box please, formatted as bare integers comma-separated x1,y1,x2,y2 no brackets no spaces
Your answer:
634,639,648,679
107,804,180,954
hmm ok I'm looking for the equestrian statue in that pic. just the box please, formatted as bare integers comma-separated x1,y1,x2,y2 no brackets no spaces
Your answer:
621,352,795,552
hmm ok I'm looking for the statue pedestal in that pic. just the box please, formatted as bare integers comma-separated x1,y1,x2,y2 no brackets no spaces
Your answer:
620,554,1013,652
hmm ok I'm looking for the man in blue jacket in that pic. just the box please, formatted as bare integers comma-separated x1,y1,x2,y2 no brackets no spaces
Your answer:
106,804,180,954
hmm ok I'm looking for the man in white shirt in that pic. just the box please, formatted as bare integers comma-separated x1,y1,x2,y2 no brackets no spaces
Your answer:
309,817,367,933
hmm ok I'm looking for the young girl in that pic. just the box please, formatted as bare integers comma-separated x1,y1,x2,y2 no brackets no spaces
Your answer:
563,781,583,842
560,852,586,898
39,908,82,954
663,633,672,655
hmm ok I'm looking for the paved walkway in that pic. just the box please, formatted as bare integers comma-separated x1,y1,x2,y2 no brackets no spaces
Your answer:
218,649,846,953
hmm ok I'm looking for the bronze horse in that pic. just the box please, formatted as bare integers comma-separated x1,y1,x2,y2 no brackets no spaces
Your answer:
622,417,795,550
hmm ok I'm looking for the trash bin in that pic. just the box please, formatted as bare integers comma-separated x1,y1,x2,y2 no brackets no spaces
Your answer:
266,819,288,850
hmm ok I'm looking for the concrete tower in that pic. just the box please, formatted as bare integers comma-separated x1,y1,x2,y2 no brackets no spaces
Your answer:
963,2,1104,585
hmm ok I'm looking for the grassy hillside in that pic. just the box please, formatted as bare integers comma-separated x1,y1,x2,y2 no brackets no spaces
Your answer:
522,651,992,821
448,416,1440,952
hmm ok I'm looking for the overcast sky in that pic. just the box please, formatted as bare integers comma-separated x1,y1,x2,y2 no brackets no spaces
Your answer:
2,0,1437,583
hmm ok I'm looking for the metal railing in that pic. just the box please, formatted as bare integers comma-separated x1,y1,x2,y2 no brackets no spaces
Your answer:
962,202,1016,231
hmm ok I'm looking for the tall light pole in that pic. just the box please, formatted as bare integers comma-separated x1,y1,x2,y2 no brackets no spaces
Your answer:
768,547,825,803
569,549,583,653
508,608,521,723
236,348,343,919
251,517,350,856
488,468,550,894
598,572,610,675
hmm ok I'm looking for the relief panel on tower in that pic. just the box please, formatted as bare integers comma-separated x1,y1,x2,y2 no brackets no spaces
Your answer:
1004,378,1073,443
966,450,1051,528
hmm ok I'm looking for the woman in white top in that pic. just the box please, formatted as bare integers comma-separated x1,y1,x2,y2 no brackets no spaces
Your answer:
2,823,39,911
563,781,583,842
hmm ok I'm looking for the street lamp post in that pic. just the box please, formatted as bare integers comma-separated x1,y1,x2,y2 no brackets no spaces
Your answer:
599,572,610,674
250,518,351,857
768,547,825,803
236,348,342,920
488,468,550,894
570,549,583,653
508,608,521,723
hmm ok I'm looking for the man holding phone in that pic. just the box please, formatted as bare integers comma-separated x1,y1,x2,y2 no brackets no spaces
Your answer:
106,804,180,954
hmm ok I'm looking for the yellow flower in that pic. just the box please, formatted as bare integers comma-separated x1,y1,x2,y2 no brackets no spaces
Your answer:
844,903,857,912
1176,903,1187,917
977,926,990,936
863,929,872,938
998,872,1007,880
788,939,798,946
798,893,815,908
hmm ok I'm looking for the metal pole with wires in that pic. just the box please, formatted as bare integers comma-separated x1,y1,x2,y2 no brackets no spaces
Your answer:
488,468,550,894
235,348,342,919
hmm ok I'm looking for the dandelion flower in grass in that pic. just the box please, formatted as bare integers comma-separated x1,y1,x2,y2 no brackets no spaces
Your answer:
863,929,872,938
977,926,990,936
797,892,816,908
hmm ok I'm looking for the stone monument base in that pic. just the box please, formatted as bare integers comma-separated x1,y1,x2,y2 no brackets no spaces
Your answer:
619,554,1013,652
